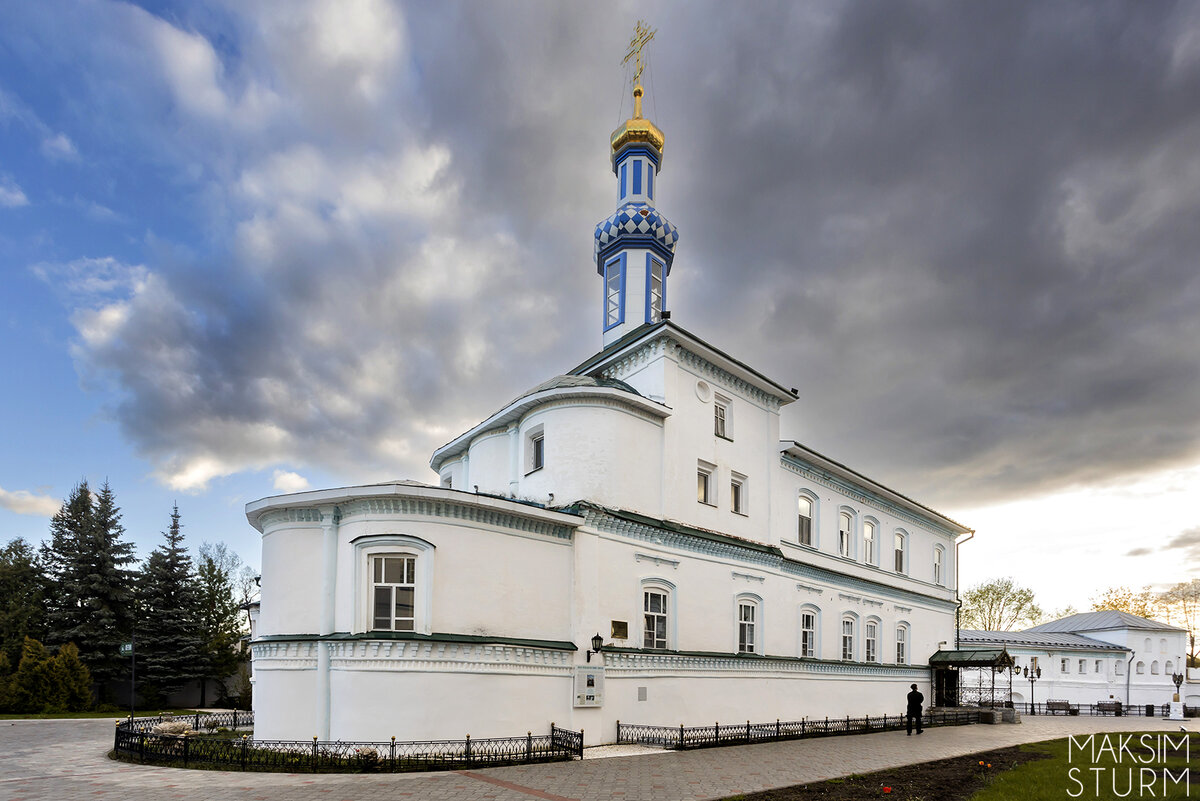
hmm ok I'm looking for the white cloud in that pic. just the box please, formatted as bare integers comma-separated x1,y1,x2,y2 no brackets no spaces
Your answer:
272,470,311,493
0,175,29,207
41,133,78,161
32,256,148,298
0,486,62,517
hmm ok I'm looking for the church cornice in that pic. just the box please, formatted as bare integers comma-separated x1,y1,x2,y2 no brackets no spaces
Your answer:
601,647,931,678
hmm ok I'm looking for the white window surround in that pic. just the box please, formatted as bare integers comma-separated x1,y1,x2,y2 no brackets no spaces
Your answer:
714,394,732,440
1061,658,1069,673
837,509,855,559
1167,660,1174,675
1078,659,1087,673
893,529,908,573
524,423,545,475
1152,660,1160,675
1115,659,1126,676
731,471,748,516
862,518,878,566
864,617,880,663
352,534,435,635
796,490,818,548
895,622,909,665
799,604,820,659
1144,638,1153,652
697,460,716,506
641,577,676,650
1136,661,1145,675
841,612,859,661
735,593,763,655
933,545,945,585
1160,638,1167,653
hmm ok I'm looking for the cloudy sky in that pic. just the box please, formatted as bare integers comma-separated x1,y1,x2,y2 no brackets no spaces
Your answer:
1,0,1197,612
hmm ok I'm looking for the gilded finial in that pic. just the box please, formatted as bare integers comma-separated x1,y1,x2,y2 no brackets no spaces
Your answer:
622,20,656,117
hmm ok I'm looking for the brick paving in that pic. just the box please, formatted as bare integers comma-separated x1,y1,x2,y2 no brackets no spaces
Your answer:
0,715,1188,801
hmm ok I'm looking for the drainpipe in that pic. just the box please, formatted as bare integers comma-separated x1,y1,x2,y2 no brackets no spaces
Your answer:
317,506,339,741
954,531,974,650
1125,651,1136,707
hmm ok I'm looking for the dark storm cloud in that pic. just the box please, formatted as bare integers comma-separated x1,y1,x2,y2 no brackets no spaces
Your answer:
20,1,1200,502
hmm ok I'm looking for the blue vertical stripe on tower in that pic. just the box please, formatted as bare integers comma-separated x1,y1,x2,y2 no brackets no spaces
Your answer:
633,160,642,195
620,163,627,199
647,163,654,200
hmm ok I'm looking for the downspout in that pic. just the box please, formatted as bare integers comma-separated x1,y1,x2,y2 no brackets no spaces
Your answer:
954,531,975,650
1126,651,1136,707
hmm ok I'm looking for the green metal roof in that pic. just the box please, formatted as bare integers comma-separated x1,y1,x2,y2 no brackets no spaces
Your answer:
928,648,1015,668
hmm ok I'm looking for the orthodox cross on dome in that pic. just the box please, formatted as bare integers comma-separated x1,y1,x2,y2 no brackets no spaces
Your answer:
622,20,656,112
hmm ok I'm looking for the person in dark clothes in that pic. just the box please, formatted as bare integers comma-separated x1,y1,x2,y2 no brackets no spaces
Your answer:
906,683,924,735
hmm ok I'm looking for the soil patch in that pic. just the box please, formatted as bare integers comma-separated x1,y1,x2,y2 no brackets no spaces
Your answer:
726,744,1052,801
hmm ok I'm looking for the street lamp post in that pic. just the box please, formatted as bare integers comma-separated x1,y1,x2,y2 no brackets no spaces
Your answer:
1023,665,1041,715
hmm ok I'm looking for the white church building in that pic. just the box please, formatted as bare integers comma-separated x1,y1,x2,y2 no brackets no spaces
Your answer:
246,57,974,744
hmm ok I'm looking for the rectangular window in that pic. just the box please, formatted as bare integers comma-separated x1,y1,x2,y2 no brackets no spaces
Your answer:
1079,659,1087,674
370,555,416,631
604,258,624,330
863,522,875,564
633,159,642,195
1061,658,1069,673
865,622,877,663
841,619,854,660
644,590,667,649
738,602,756,654
1031,656,1039,671
838,512,852,558
647,258,664,323
894,533,905,572
1115,659,1124,676
1095,660,1102,673
933,548,943,584
731,474,746,515
801,611,816,658
531,434,544,471
896,627,907,664
714,399,729,438
797,497,813,546
697,463,714,505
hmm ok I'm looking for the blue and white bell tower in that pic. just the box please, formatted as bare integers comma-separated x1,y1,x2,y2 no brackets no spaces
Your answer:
594,22,679,347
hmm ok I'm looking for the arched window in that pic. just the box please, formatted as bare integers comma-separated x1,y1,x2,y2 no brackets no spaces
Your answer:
864,618,880,663
1160,638,1168,653
736,594,762,655
933,546,945,585
841,614,858,661
1136,661,1145,675
797,491,818,547
354,534,436,635
1151,660,1160,675
863,519,877,565
1145,638,1153,652
838,511,853,558
895,623,909,665
642,579,675,650
799,605,820,658
1115,659,1126,676
1166,660,1174,675
893,530,907,573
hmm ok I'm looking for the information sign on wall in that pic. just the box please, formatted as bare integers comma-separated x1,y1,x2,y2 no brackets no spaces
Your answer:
573,666,604,707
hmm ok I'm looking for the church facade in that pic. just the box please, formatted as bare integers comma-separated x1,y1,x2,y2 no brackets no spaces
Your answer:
246,51,973,744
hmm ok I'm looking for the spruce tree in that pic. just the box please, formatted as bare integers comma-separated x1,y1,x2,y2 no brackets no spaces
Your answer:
0,538,47,666
41,481,94,649
82,481,137,691
139,505,204,700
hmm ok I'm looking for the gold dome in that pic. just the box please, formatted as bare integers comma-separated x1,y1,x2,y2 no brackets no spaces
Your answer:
611,85,665,157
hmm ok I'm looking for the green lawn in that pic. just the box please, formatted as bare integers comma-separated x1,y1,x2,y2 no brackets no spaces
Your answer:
972,732,1196,800
0,709,200,720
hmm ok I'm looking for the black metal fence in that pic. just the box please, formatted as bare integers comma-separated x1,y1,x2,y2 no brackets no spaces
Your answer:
616,709,980,750
112,713,583,772
1017,702,1200,718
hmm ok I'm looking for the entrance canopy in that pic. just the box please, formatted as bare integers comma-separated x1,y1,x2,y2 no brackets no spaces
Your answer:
929,648,1015,669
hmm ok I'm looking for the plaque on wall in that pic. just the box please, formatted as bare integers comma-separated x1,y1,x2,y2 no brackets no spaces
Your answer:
573,666,605,708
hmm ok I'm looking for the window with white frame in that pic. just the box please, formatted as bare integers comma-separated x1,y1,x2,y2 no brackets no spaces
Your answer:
863,520,876,564
643,588,669,649
370,554,416,631
1078,659,1087,673
1160,638,1167,653
731,473,747,515
737,599,758,654
1145,637,1153,652
1136,661,1145,675
1095,660,1102,673
865,620,878,663
838,512,852,558
1152,660,1160,675
1031,656,1039,671
895,624,908,664
1167,660,1174,675
647,257,664,323
841,617,855,660
1061,658,1069,673
894,532,906,572
933,546,944,585
1115,659,1125,676
800,607,818,658
797,494,814,546
714,395,731,439
525,424,545,474
604,256,624,330
697,461,715,505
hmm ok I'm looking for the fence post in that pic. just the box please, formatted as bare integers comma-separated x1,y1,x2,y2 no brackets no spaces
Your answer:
139,733,145,763
746,720,751,741
233,709,239,729
616,720,621,743
824,717,829,733
801,718,806,737
714,721,719,743
579,728,584,758
241,735,248,770
883,713,887,730
312,736,318,772
183,736,190,768
776,719,780,741
526,731,533,762
195,712,201,731
679,724,684,750
465,734,471,765
389,736,396,773
865,714,869,732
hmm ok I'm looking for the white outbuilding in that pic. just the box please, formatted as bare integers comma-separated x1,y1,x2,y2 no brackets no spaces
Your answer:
246,63,974,744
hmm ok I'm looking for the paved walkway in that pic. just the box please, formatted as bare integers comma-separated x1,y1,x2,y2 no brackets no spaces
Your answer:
0,715,1188,801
